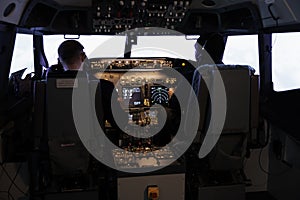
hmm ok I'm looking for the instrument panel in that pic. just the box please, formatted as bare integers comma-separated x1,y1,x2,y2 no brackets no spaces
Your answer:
90,58,173,70
91,58,185,159
91,58,179,109
112,146,176,169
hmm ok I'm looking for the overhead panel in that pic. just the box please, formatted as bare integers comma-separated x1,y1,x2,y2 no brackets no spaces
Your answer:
52,0,92,7
190,0,251,9
91,0,192,35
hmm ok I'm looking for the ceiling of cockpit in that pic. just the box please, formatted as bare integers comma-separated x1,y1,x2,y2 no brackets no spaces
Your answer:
0,0,300,35
52,0,92,7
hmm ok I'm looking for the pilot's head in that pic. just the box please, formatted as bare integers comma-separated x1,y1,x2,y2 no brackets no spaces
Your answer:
58,40,86,71
195,33,225,65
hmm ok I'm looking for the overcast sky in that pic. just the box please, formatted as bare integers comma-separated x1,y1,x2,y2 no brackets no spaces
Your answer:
10,33,300,91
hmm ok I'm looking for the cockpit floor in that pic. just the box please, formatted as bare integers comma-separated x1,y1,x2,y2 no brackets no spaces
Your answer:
246,192,277,200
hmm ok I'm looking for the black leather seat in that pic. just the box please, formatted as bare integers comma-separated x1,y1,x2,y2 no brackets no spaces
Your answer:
46,70,91,176
191,64,257,171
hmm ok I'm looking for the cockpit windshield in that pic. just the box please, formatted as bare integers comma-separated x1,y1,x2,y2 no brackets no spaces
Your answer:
43,35,126,66
43,35,197,66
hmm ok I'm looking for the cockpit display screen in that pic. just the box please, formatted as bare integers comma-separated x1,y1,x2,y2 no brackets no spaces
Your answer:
122,87,142,107
150,85,169,105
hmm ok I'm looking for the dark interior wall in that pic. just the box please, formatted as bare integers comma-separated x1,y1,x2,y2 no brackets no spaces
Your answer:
0,23,16,104
262,89,300,141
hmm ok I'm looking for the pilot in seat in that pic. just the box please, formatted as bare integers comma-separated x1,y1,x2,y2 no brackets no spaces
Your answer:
56,40,125,132
195,32,225,65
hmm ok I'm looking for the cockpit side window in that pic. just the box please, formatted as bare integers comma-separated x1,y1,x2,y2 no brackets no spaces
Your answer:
272,32,300,91
9,33,34,77
223,35,259,75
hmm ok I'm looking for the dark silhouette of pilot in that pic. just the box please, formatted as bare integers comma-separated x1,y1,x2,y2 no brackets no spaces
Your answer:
195,32,225,65
58,40,87,71
57,40,126,132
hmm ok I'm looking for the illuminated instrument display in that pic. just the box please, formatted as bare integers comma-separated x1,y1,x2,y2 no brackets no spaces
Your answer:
150,86,169,105
112,146,176,169
90,58,173,70
122,87,142,107
92,58,183,147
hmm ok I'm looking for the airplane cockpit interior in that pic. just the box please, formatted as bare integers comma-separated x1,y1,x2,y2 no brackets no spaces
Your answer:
1,0,300,200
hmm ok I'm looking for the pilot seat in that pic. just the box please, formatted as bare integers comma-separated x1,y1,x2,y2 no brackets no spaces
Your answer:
189,64,258,200
45,70,93,191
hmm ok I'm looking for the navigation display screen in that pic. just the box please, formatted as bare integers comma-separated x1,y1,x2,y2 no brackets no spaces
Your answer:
150,85,169,105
